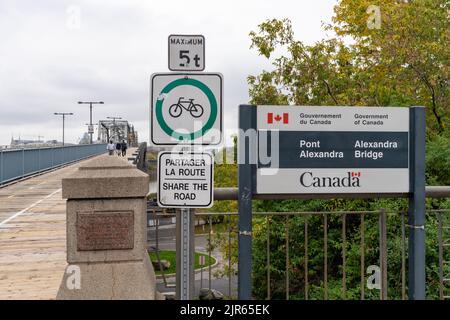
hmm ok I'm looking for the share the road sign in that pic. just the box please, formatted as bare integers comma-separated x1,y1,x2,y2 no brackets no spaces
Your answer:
157,151,214,208
151,73,223,146
256,106,410,194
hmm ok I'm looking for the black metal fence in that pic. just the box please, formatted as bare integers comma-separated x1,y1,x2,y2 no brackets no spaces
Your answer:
149,208,450,300
132,142,148,173
147,186,450,300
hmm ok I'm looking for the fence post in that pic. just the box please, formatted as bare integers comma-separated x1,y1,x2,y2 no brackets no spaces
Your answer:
0,149,3,185
360,213,365,300
22,148,25,178
324,213,328,300
38,147,41,172
438,212,443,300
408,106,426,300
266,216,271,300
238,104,256,300
285,215,290,300
342,213,347,300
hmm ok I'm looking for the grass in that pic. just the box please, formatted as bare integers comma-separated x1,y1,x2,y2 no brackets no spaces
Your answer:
149,250,216,275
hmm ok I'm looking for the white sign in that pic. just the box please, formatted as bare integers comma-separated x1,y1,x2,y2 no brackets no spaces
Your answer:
257,168,409,194
87,125,94,134
257,105,409,131
168,35,205,71
256,106,410,194
150,73,223,146
157,151,214,208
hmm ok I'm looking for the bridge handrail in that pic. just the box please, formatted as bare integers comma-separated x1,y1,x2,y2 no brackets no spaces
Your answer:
0,143,107,186
133,142,148,173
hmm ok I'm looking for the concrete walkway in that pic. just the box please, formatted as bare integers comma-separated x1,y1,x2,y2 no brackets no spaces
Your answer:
0,149,137,299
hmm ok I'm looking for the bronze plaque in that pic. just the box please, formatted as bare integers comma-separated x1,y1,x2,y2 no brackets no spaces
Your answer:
76,211,134,251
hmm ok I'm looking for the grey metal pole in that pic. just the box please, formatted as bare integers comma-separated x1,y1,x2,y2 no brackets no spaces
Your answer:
408,106,426,300
62,114,65,147
0,149,3,185
90,103,93,144
238,104,256,299
55,112,72,147
379,209,388,300
22,147,25,178
176,208,195,300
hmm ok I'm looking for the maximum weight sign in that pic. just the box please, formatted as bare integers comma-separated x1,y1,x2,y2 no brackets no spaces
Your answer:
150,73,223,145
157,151,214,208
168,34,205,71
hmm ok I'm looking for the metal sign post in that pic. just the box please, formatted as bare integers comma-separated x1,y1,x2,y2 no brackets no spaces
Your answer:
176,208,195,300
152,34,221,300
237,105,256,300
408,106,426,299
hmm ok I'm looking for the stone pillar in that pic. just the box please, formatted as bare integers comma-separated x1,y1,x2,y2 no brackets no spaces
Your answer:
57,155,160,299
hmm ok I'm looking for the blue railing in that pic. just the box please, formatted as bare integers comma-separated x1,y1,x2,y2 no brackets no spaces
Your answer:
0,144,107,185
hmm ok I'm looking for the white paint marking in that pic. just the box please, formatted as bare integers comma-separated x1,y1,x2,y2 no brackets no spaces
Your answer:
0,188,62,227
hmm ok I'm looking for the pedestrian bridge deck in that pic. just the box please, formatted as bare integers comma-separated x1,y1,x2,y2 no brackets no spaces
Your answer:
0,149,137,299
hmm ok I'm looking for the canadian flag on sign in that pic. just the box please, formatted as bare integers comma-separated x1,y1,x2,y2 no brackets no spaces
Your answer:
267,112,289,124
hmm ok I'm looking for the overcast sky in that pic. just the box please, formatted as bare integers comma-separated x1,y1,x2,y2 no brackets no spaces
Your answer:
0,0,337,146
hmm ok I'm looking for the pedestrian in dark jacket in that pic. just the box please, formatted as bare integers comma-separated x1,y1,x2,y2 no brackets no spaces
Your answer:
121,140,127,157
115,141,122,156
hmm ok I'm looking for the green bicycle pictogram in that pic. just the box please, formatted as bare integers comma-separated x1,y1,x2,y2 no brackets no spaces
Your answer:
155,77,217,141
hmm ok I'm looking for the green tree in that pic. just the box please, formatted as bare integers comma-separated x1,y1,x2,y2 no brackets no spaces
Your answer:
248,0,449,136
240,0,449,299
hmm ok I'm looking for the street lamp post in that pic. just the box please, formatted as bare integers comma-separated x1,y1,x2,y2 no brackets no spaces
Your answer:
54,112,74,146
78,101,104,144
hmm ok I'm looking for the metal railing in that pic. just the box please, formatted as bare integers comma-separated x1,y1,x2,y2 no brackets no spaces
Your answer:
147,187,450,300
149,208,449,300
132,142,148,173
0,143,107,186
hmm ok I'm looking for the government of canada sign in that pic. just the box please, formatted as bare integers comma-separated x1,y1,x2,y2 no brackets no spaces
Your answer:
256,106,410,194
157,152,214,208
150,73,223,146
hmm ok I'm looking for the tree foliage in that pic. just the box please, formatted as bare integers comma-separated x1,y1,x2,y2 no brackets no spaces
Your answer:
211,0,449,299
248,0,449,136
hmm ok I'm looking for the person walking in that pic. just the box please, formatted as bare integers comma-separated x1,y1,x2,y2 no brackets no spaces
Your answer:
121,139,127,157
115,141,122,156
107,140,115,156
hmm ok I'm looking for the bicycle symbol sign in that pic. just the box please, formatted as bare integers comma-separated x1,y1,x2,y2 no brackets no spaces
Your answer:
151,73,223,146
169,97,204,118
